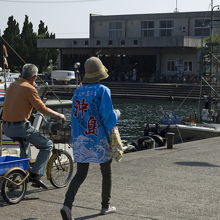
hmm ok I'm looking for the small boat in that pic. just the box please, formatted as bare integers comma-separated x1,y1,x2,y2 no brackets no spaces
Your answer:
145,95,220,144
51,70,76,84
145,122,220,144
0,71,20,103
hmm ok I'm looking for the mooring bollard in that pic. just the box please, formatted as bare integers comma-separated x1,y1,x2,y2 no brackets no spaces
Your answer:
166,132,175,149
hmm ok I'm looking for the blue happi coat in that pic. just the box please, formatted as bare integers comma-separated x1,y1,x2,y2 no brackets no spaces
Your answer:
71,83,118,163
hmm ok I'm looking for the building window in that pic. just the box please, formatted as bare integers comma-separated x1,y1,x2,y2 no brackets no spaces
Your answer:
73,41,77,45
160,20,173,37
121,40,125,45
167,60,176,72
184,61,193,72
141,21,154,37
133,39,138,45
182,26,186,33
109,22,122,40
108,40,113,45
194,19,210,36
84,40,88,45
96,40,101,45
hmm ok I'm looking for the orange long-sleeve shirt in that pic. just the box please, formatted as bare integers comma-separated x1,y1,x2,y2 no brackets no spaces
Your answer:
2,78,50,122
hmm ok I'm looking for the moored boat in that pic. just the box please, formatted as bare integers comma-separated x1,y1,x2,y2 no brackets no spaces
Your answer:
0,71,20,103
145,122,220,144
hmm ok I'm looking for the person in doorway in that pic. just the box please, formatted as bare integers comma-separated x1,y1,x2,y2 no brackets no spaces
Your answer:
2,63,66,189
131,68,137,81
60,57,120,220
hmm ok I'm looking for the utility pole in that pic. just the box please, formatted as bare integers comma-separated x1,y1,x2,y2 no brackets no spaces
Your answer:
174,0,178,12
211,0,214,43
210,1,220,81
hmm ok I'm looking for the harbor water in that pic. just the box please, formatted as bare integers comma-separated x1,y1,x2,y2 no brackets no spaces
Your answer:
113,98,198,143
61,98,198,144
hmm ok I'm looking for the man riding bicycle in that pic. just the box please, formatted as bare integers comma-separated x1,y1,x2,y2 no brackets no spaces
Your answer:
2,63,66,189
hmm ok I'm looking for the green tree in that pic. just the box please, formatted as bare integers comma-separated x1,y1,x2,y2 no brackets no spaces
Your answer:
36,20,58,72
20,15,37,63
205,34,220,44
38,20,49,38
1,16,58,73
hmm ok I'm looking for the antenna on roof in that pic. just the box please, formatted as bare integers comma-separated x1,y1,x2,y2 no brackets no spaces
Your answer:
174,0,179,12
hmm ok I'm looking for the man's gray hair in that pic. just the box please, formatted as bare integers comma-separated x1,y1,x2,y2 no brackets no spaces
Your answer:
22,63,38,79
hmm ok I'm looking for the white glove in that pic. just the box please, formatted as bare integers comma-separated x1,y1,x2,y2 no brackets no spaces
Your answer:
114,109,121,119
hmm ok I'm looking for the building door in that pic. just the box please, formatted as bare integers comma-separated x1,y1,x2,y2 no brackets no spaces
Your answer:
128,55,156,82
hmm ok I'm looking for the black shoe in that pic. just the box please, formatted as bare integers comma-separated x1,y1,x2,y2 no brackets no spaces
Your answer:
60,206,74,220
29,173,48,189
30,179,48,189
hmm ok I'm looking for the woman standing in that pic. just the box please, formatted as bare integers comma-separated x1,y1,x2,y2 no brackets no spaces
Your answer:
60,57,120,220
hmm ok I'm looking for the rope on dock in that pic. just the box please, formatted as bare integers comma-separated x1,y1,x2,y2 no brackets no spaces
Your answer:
175,125,184,143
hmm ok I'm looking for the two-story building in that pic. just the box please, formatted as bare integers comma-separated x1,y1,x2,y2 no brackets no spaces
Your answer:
37,10,220,83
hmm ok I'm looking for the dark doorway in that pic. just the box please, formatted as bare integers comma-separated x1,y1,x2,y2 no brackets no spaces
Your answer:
128,55,157,82
101,55,157,82
62,53,157,83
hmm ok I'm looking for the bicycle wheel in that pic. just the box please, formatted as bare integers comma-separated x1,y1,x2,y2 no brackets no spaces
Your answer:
1,169,28,204
47,149,73,188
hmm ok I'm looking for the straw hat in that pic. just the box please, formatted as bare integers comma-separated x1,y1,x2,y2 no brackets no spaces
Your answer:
82,57,109,83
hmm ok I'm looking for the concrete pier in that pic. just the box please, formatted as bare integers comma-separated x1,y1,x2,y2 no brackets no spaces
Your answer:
1,137,220,219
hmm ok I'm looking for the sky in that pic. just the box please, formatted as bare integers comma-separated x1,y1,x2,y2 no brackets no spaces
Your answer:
0,0,219,39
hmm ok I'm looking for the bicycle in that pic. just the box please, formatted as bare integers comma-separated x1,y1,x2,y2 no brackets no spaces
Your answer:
0,115,74,204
